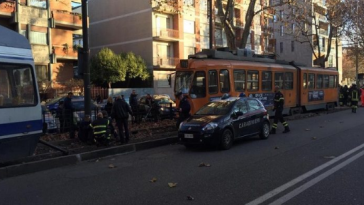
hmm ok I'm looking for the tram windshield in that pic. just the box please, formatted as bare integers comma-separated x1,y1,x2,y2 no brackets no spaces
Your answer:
175,71,193,94
0,64,36,107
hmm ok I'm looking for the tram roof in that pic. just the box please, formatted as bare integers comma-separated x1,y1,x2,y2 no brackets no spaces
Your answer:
0,26,31,49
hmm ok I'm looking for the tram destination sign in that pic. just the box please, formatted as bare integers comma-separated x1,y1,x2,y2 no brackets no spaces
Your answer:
308,90,324,101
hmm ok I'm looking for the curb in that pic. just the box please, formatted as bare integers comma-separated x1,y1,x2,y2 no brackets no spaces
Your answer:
0,136,178,180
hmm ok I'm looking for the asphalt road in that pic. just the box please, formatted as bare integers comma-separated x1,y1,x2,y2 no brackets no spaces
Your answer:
1,108,364,205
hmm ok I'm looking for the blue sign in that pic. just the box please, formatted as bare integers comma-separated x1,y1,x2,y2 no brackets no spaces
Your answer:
248,93,275,107
308,90,324,101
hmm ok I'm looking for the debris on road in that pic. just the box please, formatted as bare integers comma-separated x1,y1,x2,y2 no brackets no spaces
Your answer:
199,163,211,167
108,164,116,168
150,178,157,183
187,196,194,200
168,183,177,188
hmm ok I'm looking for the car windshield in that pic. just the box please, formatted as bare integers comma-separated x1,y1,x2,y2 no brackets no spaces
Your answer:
154,96,173,103
47,97,63,104
195,101,234,115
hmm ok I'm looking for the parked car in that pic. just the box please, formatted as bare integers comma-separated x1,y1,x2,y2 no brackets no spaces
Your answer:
46,95,84,113
178,96,270,150
138,94,177,120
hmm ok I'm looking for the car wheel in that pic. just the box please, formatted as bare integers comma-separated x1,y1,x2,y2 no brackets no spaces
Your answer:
220,129,233,150
259,121,270,139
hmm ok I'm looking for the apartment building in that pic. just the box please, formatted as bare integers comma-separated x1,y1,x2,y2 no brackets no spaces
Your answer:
0,0,84,92
88,0,271,96
270,0,343,82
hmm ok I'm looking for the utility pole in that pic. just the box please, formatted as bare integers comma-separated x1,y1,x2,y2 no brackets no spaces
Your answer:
335,27,338,71
209,0,213,49
355,0,359,85
81,0,91,116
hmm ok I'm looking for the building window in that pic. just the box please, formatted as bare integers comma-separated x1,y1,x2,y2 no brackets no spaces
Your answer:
262,71,272,91
291,41,294,52
291,23,295,33
184,0,194,6
234,70,245,91
280,42,283,53
30,32,47,45
29,0,46,8
199,0,207,10
247,70,259,91
328,56,333,67
208,70,218,94
280,25,284,36
157,74,171,88
35,65,49,81
280,10,283,19
183,20,195,34
220,70,230,92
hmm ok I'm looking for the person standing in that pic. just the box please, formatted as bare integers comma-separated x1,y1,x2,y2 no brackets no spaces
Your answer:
112,96,133,144
343,85,349,106
176,92,191,128
104,96,113,116
56,101,65,133
339,85,344,106
63,92,75,138
349,83,360,113
270,86,290,134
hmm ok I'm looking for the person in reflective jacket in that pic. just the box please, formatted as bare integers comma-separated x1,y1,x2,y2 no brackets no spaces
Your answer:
90,112,111,146
349,84,360,113
271,86,290,134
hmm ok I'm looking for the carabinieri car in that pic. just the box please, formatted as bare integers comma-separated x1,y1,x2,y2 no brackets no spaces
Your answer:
178,96,270,150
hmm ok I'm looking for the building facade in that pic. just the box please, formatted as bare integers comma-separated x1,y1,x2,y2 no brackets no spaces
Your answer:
88,0,270,97
0,0,83,93
270,0,343,82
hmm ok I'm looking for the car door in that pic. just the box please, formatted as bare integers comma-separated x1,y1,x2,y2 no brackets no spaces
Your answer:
246,99,263,133
231,100,250,137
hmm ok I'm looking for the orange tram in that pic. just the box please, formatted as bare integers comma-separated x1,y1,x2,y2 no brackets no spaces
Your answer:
174,49,339,115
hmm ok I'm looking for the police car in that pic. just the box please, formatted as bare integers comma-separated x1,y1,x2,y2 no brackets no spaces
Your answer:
178,96,270,150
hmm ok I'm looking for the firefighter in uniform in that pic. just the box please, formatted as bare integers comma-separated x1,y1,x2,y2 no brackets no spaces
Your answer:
349,84,360,113
90,112,111,146
271,86,290,134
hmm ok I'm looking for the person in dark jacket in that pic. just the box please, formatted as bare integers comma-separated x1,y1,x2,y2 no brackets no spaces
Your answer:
78,115,92,144
56,101,65,133
63,92,75,138
90,112,111,146
129,90,138,108
112,96,133,144
343,85,349,106
176,92,191,128
104,96,113,116
271,86,290,134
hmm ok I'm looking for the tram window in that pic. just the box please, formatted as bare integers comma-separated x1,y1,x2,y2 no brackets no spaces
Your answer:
234,70,245,92
316,74,323,89
262,71,272,91
303,73,307,89
334,75,338,87
247,70,259,91
308,73,315,89
283,72,293,89
208,70,218,94
329,75,335,88
219,70,230,93
190,71,206,98
323,75,329,88
0,64,36,107
274,72,284,89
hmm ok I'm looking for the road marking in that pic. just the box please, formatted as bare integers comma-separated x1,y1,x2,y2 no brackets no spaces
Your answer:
269,149,364,205
245,142,364,205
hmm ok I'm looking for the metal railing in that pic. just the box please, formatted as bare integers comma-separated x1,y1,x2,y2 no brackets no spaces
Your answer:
153,57,179,67
153,28,179,39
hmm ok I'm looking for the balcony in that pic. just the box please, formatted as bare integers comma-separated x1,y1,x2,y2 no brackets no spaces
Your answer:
0,1,15,18
153,28,179,42
234,18,244,28
262,26,274,34
152,0,179,15
52,44,78,61
319,29,328,36
153,57,179,68
51,10,83,30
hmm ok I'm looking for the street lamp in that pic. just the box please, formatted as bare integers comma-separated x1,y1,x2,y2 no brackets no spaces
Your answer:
81,0,91,116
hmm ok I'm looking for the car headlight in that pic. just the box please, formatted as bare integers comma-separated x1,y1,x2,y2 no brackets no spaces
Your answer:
179,122,184,130
202,122,218,132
